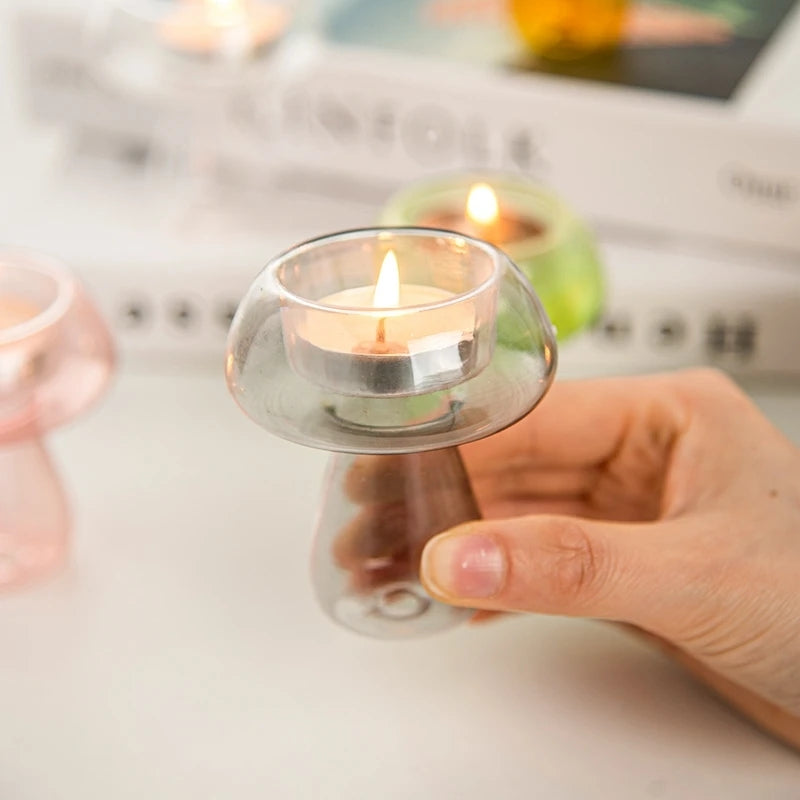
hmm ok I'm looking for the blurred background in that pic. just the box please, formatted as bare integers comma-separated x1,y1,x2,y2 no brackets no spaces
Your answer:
1,2,800,798
3,0,799,378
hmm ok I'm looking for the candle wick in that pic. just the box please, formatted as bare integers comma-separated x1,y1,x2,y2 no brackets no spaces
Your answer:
376,317,386,344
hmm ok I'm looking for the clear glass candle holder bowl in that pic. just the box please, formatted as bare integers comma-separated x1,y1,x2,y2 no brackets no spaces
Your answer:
226,228,557,455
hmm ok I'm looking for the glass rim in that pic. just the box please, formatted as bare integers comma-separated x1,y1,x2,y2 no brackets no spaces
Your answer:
0,249,77,347
269,227,506,316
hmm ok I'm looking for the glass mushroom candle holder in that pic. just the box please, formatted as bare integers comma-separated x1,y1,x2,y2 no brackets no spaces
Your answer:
0,251,113,590
98,0,294,81
226,228,556,638
90,0,297,205
380,174,604,341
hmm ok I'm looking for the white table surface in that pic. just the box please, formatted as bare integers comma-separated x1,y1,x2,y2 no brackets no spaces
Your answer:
1,367,799,800
2,5,800,794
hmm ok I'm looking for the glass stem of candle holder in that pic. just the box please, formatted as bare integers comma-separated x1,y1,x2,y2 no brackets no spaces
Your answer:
0,437,70,590
310,446,480,638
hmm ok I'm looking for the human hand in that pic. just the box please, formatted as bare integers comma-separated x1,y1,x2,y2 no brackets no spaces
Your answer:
419,369,800,749
332,450,480,595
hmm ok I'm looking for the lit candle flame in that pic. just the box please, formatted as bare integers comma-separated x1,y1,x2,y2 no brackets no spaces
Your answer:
373,250,400,308
466,182,500,227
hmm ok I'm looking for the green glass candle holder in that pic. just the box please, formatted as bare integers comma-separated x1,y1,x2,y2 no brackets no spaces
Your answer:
379,174,605,341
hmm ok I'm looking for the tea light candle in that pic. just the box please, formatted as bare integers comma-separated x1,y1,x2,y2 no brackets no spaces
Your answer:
418,182,545,249
284,250,491,397
158,0,289,57
380,175,605,341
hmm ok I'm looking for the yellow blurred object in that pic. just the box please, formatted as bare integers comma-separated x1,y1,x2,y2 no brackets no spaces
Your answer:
509,0,630,59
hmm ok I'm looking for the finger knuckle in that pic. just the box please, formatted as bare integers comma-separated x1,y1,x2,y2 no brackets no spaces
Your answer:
681,367,740,400
540,519,604,610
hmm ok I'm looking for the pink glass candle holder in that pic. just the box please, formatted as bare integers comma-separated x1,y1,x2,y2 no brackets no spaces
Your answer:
0,250,114,590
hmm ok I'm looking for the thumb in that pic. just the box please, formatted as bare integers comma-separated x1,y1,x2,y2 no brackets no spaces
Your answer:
420,515,695,633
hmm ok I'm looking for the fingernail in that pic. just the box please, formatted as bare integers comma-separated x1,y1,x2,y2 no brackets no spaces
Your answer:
422,532,506,599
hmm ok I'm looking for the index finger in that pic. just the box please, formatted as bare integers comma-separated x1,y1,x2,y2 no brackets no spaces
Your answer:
461,372,686,475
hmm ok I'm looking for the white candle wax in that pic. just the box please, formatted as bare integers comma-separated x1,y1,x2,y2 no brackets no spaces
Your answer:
302,284,475,356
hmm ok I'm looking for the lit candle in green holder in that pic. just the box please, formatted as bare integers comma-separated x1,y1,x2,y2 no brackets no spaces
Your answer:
379,174,605,341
